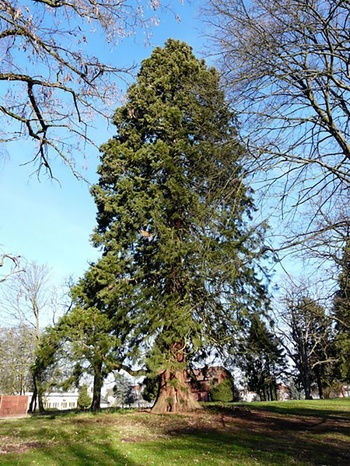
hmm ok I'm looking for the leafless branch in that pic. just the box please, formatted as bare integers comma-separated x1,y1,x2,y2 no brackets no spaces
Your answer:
0,0,178,176
0,253,23,283
206,0,350,258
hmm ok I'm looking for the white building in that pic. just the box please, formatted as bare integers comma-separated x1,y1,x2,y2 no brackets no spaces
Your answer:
42,392,79,410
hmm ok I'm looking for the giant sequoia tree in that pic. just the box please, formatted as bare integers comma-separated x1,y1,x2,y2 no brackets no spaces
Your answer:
90,39,268,413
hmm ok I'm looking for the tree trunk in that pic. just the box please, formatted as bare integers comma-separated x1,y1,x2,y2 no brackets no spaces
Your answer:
28,378,37,414
91,361,103,412
28,372,45,414
37,377,45,414
151,369,201,413
300,340,313,399
302,369,313,400
314,365,324,399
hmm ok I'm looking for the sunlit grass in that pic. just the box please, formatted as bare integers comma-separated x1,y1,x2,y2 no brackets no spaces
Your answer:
0,399,349,465
234,397,350,418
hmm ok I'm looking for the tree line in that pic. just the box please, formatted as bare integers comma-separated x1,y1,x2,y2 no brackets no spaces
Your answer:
1,240,349,407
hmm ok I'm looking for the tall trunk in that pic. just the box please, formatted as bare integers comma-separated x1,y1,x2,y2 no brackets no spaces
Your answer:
302,368,313,399
91,361,103,412
151,341,201,414
314,365,324,399
28,376,37,414
152,369,201,413
27,371,45,414
300,340,313,399
37,376,45,414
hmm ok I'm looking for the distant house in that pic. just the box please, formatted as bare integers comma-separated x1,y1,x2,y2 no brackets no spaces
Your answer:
28,389,111,411
238,389,259,402
42,392,79,410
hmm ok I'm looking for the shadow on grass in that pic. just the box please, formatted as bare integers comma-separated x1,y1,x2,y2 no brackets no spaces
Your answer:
0,421,139,466
1,444,139,466
159,422,350,466
29,406,133,420
205,401,350,422
1,405,349,466
198,405,350,465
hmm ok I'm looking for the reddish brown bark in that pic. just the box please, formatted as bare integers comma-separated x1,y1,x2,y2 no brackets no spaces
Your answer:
151,369,201,413
151,343,201,413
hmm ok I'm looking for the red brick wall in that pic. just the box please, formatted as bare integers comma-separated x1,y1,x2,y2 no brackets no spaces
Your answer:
0,395,29,417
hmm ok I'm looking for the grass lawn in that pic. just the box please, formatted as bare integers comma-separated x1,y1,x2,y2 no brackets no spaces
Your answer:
0,399,349,465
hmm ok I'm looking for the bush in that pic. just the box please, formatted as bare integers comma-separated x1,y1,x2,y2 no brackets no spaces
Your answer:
77,385,92,410
210,378,234,402
142,376,158,403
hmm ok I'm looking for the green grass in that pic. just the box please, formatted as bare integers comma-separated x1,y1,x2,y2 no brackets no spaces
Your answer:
207,397,350,419
0,399,349,465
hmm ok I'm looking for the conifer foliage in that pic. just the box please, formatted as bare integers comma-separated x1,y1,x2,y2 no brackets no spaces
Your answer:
333,237,350,382
89,40,268,412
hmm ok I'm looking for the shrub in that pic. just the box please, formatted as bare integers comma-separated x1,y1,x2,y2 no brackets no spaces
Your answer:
210,378,234,402
77,385,92,410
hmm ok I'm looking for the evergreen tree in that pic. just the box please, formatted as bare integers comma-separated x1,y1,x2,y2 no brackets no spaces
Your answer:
141,376,158,403
113,373,137,407
29,326,64,413
89,39,268,413
33,261,137,412
56,264,126,412
333,237,350,382
210,377,235,402
57,304,118,412
237,313,285,401
78,384,92,410
280,295,334,399
66,266,121,411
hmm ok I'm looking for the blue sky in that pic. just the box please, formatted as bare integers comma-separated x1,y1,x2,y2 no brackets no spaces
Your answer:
0,1,207,286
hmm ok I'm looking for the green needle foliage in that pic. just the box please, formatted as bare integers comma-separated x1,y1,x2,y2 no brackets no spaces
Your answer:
236,313,285,401
210,377,235,402
77,384,92,410
86,39,269,412
333,237,350,382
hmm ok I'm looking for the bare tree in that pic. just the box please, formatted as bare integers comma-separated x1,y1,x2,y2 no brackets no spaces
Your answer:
0,324,36,395
206,0,350,251
0,260,52,335
0,0,181,176
0,259,61,411
276,281,336,399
